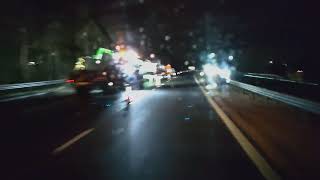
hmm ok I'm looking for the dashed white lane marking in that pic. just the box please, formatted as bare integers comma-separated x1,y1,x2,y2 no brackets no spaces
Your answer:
194,77,281,180
52,128,95,155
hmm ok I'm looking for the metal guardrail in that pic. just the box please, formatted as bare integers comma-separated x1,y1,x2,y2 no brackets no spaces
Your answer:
230,80,320,115
243,73,319,86
0,79,65,91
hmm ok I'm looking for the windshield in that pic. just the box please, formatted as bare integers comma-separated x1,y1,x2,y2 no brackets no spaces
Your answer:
1,1,319,180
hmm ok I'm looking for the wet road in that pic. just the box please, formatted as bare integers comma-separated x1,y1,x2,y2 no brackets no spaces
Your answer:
2,76,264,180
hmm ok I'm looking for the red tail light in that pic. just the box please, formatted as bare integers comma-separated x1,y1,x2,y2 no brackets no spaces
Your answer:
66,79,75,83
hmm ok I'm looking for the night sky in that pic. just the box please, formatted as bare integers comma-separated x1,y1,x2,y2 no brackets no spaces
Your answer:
1,0,319,81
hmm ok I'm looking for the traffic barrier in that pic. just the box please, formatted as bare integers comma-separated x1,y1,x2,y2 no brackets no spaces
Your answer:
243,73,318,86
0,80,64,91
230,80,320,115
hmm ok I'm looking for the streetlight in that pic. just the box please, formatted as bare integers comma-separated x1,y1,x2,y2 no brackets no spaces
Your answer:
165,35,171,41
208,53,215,59
228,55,234,61
150,53,155,58
269,59,273,64
27,61,36,66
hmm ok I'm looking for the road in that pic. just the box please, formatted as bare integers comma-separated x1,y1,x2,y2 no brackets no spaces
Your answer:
2,75,264,180
212,81,320,179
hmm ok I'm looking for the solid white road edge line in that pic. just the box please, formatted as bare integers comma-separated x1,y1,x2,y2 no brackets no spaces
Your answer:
52,128,95,155
194,77,281,180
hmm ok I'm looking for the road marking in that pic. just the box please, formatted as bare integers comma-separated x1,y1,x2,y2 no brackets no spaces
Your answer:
52,128,95,155
194,77,281,180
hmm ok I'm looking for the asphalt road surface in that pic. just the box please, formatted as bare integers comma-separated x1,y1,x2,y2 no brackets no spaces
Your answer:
2,75,264,180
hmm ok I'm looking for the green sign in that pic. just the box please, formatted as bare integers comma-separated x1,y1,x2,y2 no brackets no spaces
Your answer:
95,48,114,58
93,48,114,60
